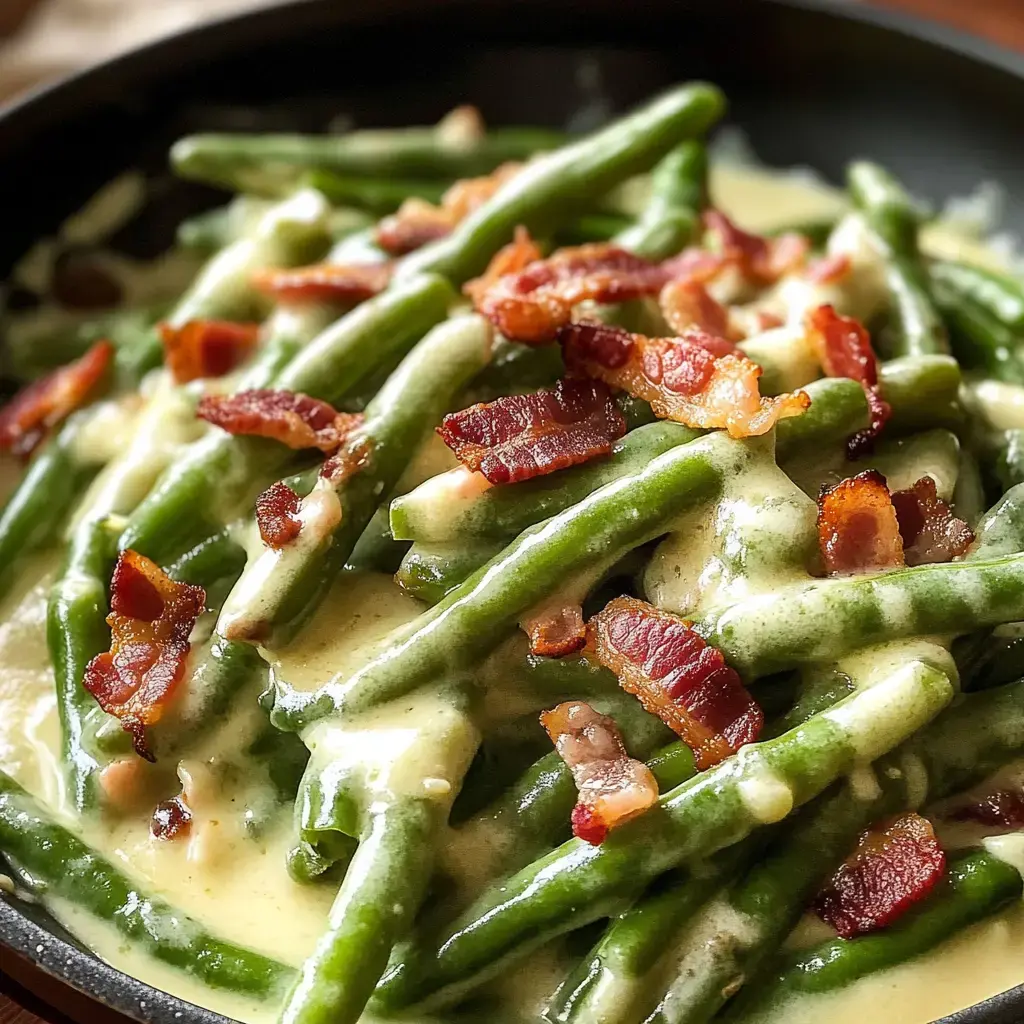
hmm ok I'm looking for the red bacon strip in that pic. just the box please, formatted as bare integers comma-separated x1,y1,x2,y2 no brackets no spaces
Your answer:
83,551,205,762
463,226,544,307
255,481,303,549
815,812,946,937
0,340,113,458
703,210,809,283
159,320,260,384
473,243,675,345
949,788,1024,829
807,304,891,456
660,279,735,339
890,476,974,567
587,596,763,770
540,700,659,845
197,389,363,452
436,378,626,485
817,470,905,575
522,604,587,658
252,262,391,305
376,162,521,256
806,253,852,286
560,320,809,438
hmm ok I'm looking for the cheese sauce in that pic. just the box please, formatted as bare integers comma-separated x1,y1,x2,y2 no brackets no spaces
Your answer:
1,162,1022,1024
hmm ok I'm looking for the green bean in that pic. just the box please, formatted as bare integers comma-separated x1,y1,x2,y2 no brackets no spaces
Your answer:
270,431,748,732
847,162,948,357
302,170,446,213
218,313,491,648
879,354,962,434
0,769,294,997
931,259,1024,331
370,660,953,1012
554,213,633,246
172,122,567,195
395,540,506,605
397,84,725,287
728,847,1022,1021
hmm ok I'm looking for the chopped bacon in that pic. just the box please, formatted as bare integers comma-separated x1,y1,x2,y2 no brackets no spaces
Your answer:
807,305,890,456
660,279,735,339
587,596,763,770
436,378,626,485
376,162,521,256
151,795,192,841
817,470,904,574
815,812,946,937
560,320,809,438
540,700,659,845
522,604,586,657
891,476,974,567
806,253,852,286
474,243,674,345
159,320,260,384
252,262,391,305
83,551,205,762
0,340,113,458
255,481,303,549
320,435,372,487
949,788,1024,829
463,226,544,307
197,389,363,453
703,210,810,283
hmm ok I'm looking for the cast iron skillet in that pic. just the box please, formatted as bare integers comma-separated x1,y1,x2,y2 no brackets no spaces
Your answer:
0,0,1022,1020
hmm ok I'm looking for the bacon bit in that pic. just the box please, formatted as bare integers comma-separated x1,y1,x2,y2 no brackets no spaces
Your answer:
817,470,904,575
806,253,853,286
661,247,734,286
252,262,392,305
463,226,544,307
587,596,763,770
474,243,674,345
0,340,113,458
376,162,521,256
560,320,809,438
159,320,260,384
660,279,735,339
949,788,1024,829
891,476,974,567
437,378,626,485
522,604,586,657
703,210,810,283
255,481,303,549
807,304,891,457
540,700,659,845
197,389,363,453
815,812,946,937
83,551,205,762
320,435,373,487
151,795,192,841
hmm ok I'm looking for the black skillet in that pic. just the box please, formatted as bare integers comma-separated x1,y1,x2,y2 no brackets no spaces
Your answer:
0,0,1022,1020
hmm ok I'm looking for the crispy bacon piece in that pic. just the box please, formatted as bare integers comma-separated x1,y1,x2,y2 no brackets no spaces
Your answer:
949,788,1024,829
197,389,363,452
806,253,852,286
474,243,675,345
587,596,763,770
252,262,392,305
159,320,260,384
0,339,113,458
560,320,808,438
815,812,946,938
818,470,905,574
437,378,626,485
151,795,192,841
463,226,544,307
890,476,974,567
83,551,205,762
255,481,303,549
660,279,735,339
703,210,809,283
376,162,522,256
522,604,586,658
807,304,891,456
540,700,659,845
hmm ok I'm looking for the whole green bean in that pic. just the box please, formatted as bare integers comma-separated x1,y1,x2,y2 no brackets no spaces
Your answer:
395,540,506,605
931,259,1024,330
302,170,446,213
0,769,293,996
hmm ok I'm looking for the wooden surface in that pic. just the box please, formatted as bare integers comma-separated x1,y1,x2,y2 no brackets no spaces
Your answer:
0,0,1022,1021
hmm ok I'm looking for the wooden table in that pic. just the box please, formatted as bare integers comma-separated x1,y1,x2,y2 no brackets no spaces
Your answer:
1,0,1022,1021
